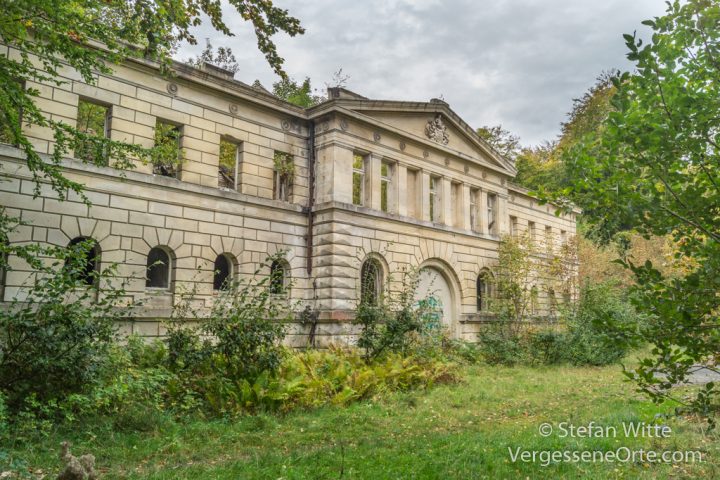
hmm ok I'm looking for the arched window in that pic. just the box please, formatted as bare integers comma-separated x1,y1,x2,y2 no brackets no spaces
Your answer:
66,237,101,287
146,247,172,289
476,270,493,312
269,260,289,295
213,254,233,291
360,259,382,305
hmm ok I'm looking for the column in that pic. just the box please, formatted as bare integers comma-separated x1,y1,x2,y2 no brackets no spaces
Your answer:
368,153,382,210
498,193,509,235
421,171,431,222
441,177,452,225
479,189,489,234
396,162,407,216
461,184,472,230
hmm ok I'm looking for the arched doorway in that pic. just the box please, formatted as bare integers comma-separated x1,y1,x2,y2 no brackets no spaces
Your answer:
414,266,456,332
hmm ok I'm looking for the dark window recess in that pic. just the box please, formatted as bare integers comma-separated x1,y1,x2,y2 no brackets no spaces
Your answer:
146,247,171,289
65,237,101,287
214,254,232,290
360,259,382,306
76,100,110,165
269,260,286,294
153,122,182,178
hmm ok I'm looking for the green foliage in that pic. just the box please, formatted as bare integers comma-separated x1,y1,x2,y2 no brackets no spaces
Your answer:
151,122,184,177
0,0,303,205
477,326,525,366
354,268,440,360
0,240,129,409
188,38,239,74
526,329,566,365
476,125,521,161
546,0,720,416
272,77,325,107
479,282,636,367
74,100,110,165
563,282,638,366
513,142,565,193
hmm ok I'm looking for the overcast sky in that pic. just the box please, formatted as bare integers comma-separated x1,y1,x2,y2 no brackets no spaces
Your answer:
178,0,667,146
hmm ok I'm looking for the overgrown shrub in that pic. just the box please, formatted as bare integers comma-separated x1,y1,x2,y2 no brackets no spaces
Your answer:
477,282,639,366
0,241,129,409
526,329,566,365
167,255,290,379
477,327,525,366
563,282,639,366
354,267,441,359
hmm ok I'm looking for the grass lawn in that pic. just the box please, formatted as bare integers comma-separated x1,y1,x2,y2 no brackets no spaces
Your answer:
9,358,719,479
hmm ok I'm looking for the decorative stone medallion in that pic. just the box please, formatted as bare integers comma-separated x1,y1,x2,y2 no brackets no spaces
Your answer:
229,104,239,115
425,114,449,145
281,120,291,131
423,150,429,158
464,165,469,174
339,119,349,131
166,82,179,96
444,157,450,166
373,132,381,142
399,141,406,151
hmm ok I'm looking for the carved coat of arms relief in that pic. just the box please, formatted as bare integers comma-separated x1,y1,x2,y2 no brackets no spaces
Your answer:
425,114,450,145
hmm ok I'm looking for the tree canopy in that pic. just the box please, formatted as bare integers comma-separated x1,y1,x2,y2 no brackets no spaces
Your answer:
553,0,720,416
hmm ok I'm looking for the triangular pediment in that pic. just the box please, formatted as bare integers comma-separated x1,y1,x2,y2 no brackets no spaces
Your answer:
341,104,516,175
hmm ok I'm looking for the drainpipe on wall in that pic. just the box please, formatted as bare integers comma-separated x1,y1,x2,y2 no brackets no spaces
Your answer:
305,120,316,275
305,120,319,348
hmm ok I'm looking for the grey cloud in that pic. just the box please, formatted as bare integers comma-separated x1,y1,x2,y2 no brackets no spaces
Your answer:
179,0,666,145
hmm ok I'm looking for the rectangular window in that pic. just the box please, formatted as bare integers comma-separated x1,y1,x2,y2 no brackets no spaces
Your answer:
510,216,518,237
470,188,479,231
545,225,553,248
76,99,111,165
218,139,239,190
352,153,366,206
487,193,497,233
528,221,536,244
429,176,439,222
273,151,293,202
153,120,182,178
407,169,418,217
0,81,24,146
380,161,392,212
451,182,462,227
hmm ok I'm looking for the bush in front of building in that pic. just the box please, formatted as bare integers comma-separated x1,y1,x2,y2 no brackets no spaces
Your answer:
0,240,129,411
477,282,641,366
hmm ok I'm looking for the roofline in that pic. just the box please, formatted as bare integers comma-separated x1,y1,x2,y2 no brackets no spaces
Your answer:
308,98,517,176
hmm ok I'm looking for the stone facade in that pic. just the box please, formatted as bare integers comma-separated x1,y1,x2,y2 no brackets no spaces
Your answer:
0,44,577,345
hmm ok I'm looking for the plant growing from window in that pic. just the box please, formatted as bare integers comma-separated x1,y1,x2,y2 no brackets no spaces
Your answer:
151,122,183,178
273,151,294,201
218,139,238,189
74,100,110,165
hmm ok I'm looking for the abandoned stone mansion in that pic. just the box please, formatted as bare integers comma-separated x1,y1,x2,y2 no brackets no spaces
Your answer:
0,46,577,345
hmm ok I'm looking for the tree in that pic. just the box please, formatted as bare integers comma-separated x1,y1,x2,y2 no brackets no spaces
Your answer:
188,39,240,74
552,0,720,417
0,1,304,408
513,142,563,192
476,125,521,161
272,77,324,107
0,0,303,268
0,0,303,201
557,70,618,154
